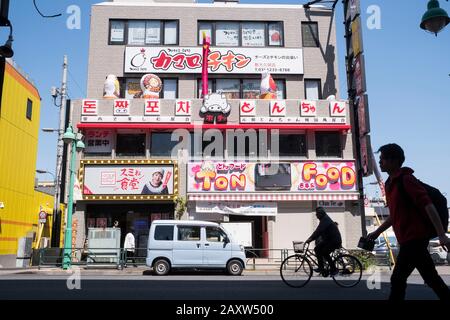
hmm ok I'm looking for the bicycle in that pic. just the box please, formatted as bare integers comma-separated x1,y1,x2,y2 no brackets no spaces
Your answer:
280,241,363,288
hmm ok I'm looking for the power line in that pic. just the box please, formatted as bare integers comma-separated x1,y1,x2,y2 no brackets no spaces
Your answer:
67,69,86,98
33,0,62,18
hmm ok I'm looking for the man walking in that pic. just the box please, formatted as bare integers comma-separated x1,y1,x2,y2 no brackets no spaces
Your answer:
124,227,137,267
368,143,450,300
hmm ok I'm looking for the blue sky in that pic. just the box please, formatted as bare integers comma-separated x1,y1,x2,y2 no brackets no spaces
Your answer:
4,0,450,200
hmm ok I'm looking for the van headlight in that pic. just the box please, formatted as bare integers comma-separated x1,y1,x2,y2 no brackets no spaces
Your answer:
239,245,244,252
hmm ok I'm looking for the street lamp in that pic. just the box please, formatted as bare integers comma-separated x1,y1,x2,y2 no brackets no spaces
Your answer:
62,124,84,270
420,0,450,36
0,18,13,58
36,170,56,186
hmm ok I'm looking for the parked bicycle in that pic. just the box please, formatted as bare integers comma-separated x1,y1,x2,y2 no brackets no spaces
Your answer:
280,241,363,288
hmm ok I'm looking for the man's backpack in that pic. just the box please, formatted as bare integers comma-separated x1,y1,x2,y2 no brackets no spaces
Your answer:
398,175,449,238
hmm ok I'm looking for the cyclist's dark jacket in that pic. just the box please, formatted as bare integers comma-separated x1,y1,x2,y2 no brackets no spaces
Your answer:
309,214,342,247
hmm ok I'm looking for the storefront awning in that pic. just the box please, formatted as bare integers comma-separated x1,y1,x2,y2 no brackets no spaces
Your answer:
189,193,359,202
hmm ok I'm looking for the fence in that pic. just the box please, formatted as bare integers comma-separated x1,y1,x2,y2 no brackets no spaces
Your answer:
36,247,148,270
34,246,389,270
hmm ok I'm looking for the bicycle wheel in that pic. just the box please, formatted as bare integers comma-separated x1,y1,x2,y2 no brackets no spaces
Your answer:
332,254,363,288
280,254,313,288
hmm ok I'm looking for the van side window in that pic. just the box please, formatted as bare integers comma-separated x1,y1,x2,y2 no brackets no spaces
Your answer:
178,226,201,241
206,227,227,242
154,225,174,241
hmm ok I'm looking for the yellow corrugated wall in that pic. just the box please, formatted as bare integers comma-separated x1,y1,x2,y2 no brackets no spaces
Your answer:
0,61,54,255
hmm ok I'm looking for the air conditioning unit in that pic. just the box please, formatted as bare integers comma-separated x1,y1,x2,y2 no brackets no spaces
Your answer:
87,228,121,264
255,163,292,190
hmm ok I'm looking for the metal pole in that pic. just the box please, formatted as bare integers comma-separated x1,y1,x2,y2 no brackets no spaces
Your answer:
62,131,76,270
51,55,68,247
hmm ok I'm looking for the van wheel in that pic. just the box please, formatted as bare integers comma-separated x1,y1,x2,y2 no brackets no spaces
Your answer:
153,259,170,276
227,260,243,276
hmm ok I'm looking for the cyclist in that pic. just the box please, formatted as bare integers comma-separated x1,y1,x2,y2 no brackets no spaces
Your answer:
305,207,342,276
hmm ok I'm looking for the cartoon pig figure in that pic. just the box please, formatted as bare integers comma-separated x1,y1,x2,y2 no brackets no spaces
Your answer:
200,93,231,124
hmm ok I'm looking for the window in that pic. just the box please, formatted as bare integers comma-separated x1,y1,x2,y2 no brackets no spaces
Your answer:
230,133,259,159
242,79,260,99
206,227,228,243
26,99,32,120
198,21,283,47
178,226,201,241
305,79,321,100
145,20,161,44
216,79,240,99
162,79,177,99
154,226,174,241
164,21,178,45
242,22,265,47
278,134,307,157
302,22,319,47
315,132,341,157
110,20,125,44
198,22,213,44
216,22,240,46
197,79,286,99
198,79,213,98
150,132,184,157
268,22,283,46
275,80,286,99
128,20,146,45
116,134,146,156
109,20,179,45
123,78,178,99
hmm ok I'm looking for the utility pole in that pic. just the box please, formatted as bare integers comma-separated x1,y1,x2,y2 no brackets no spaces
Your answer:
51,55,68,248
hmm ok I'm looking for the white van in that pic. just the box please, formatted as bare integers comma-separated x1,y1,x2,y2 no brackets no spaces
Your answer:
146,220,246,276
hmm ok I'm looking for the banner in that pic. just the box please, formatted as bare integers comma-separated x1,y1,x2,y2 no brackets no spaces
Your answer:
83,164,174,195
196,202,277,216
125,47,304,74
188,161,357,193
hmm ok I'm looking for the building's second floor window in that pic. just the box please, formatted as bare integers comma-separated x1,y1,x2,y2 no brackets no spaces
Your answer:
116,133,146,156
278,134,307,157
150,132,184,157
304,79,321,100
109,20,178,45
198,78,285,100
123,78,178,99
302,22,319,47
315,131,341,157
198,21,283,47
26,99,32,120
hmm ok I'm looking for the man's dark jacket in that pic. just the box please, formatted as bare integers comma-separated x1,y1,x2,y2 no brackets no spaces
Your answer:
309,214,342,247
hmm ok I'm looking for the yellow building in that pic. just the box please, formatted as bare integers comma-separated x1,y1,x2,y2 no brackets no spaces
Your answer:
0,58,54,267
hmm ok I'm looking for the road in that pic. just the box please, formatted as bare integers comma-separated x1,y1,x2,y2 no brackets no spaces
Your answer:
0,272,449,300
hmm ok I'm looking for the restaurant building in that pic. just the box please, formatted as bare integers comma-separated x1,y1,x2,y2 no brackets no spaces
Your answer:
69,0,363,253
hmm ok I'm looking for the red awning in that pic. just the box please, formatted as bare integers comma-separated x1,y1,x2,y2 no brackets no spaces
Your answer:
77,123,351,130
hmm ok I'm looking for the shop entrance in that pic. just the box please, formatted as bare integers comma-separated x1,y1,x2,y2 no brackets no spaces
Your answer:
228,215,268,257
86,203,174,256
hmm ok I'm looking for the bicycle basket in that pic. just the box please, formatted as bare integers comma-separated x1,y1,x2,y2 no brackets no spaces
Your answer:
293,241,304,253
